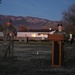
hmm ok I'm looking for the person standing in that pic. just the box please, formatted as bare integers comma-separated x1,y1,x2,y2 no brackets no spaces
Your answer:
54,24,68,38
70,34,74,44
3,19,17,57
53,24,68,66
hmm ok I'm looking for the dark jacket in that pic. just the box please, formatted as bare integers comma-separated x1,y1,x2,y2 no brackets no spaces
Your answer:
53,30,69,40
3,25,17,41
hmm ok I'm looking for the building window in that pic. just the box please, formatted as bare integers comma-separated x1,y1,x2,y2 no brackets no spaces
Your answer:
31,34,36,37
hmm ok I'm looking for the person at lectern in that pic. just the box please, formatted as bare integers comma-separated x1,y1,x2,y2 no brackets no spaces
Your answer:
53,24,68,65
54,24,68,38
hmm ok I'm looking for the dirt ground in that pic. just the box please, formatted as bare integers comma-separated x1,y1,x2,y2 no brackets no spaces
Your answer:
0,41,75,75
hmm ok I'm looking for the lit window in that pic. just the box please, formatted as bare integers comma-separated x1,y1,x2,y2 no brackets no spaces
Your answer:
31,34,36,37
40,34,44,37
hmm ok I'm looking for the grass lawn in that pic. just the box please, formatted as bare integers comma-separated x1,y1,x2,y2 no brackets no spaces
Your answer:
0,41,75,75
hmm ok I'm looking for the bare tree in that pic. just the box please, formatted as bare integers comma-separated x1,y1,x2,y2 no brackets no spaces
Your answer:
62,4,75,33
0,0,2,4
63,4,75,25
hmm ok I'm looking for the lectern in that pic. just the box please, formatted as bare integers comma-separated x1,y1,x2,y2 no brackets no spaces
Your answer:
48,34,64,66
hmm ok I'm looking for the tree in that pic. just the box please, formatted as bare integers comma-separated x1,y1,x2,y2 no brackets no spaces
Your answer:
42,26,49,29
62,4,75,25
0,24,4,31
0,0,2,4
18,25,27,32
62,4,75,33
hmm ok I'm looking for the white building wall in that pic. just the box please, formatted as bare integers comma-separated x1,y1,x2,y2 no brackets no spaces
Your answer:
17,32,49,38
17,32,38,37
0,31,55,37
49,30,55,34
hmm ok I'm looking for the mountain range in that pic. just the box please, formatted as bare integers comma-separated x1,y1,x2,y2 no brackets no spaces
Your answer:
0,15,60,30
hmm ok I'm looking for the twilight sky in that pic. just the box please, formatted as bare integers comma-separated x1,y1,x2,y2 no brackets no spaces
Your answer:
0,0,75,21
